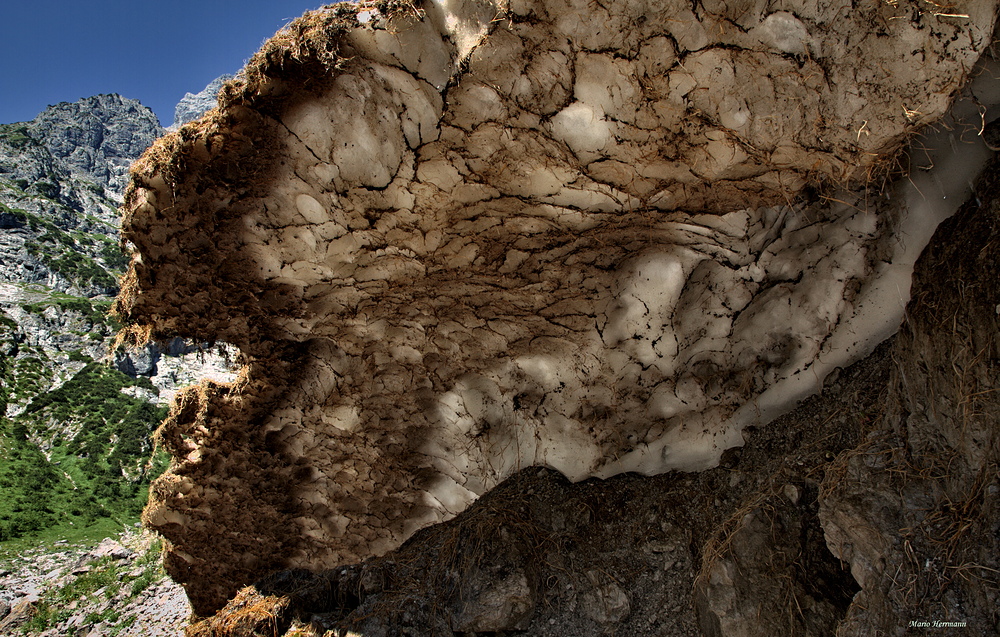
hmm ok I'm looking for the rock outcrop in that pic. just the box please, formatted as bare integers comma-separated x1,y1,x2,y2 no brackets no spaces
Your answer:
115,0,1000,620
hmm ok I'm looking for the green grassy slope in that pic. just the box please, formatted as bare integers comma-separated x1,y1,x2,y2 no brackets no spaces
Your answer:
0,343,169,543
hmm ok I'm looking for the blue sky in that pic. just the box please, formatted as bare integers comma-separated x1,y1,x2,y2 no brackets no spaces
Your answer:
1,1,330,126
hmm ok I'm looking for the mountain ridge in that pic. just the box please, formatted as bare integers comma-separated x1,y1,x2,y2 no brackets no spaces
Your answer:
0,83,233,549
0,75,233,636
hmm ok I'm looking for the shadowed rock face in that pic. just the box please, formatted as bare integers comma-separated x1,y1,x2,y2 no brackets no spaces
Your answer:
115,0,997,614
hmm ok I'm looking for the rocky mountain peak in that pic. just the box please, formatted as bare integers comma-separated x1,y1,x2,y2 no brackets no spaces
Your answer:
27,94,163,199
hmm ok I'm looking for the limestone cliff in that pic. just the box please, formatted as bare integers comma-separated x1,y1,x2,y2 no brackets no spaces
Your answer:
115,0,1000,624
25,94,164,200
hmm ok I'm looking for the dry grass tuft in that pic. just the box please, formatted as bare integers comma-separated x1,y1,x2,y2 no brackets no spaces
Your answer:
695,492,773,591
186,587,292,637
